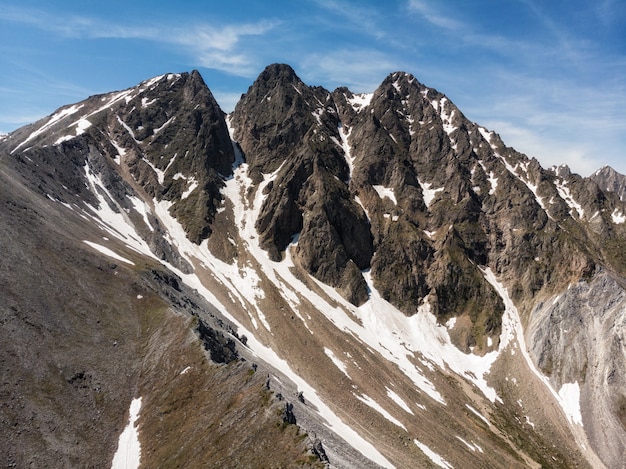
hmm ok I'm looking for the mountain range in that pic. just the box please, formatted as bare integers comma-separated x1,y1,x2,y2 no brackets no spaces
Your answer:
1,63,625,468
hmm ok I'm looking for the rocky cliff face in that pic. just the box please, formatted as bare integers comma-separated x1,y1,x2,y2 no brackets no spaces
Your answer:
231,64,373,305
232,65,620,353
527,270,626,469
1,64,625,469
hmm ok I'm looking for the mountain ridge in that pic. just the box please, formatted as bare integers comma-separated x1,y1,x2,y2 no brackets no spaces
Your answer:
1,64,625,468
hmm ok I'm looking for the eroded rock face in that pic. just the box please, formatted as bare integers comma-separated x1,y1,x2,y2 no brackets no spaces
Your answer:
231,64,373,305
1,71,235,246
527,271,626,469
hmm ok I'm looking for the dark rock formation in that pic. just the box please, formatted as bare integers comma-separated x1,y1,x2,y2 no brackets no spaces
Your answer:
282,402,297,425
231,64,373,305
196,319,238,364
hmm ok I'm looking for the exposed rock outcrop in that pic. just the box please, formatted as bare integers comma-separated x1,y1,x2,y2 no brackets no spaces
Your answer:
231,64,373,305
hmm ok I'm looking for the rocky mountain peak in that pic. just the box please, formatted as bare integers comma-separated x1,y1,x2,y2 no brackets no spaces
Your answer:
0,70,235,246
231,63,327,175
229,64,373,304
591,165,626,201
257,62,300,84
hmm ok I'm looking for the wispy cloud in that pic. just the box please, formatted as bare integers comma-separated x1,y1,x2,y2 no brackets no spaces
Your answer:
469,66,626,175
313,0,387,39
406,0,465,31
516,0,587,67
164,21,280,76
483,119,604,175
594,0,622,26
0,5,279,77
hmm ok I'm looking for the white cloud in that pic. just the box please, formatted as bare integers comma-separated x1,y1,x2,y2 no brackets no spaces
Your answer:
168,21,279,76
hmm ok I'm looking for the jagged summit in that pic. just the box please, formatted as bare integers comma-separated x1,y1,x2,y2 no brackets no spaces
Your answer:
258,62,300,83
591,164,626,201
2,65,626,469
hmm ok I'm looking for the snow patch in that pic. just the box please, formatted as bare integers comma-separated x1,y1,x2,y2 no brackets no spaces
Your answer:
456,436,484,453
139,74,166,91
141,97,157,107
127,195,154,232
438,98,458,136
116,115,140,144
346,92,373,113
611,209,626,224
357,273,496,404
181,177,198,199
83,240,135,265
373,185,397,205
487,172,498,195
324,348,350,379
311,108,324,126
88,89,137,121
75,118,92,135
355,393,406,430
153,116,175,134
478,127,497,149
482,267,587,430
83,164,158,260
558,382,583,426
111,397,142,469
12,104,85,153
110,140,126,164
414,439,454,468
336,123,353,180
418,179,444,208
497,154,553,219
555,179,585,219
141,157,165,185
465,404,490,426
386,387,414,415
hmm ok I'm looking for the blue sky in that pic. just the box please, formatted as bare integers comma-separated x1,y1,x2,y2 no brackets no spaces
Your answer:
1,0,624,175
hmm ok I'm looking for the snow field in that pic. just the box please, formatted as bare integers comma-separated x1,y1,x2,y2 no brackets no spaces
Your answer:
418,179,444,208
558,382,583,426
83,240,135,265
414,439,454,469
111,397,142,469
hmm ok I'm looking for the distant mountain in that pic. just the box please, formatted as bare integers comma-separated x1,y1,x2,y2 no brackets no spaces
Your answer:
591,165,626,202
1,64,625,468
